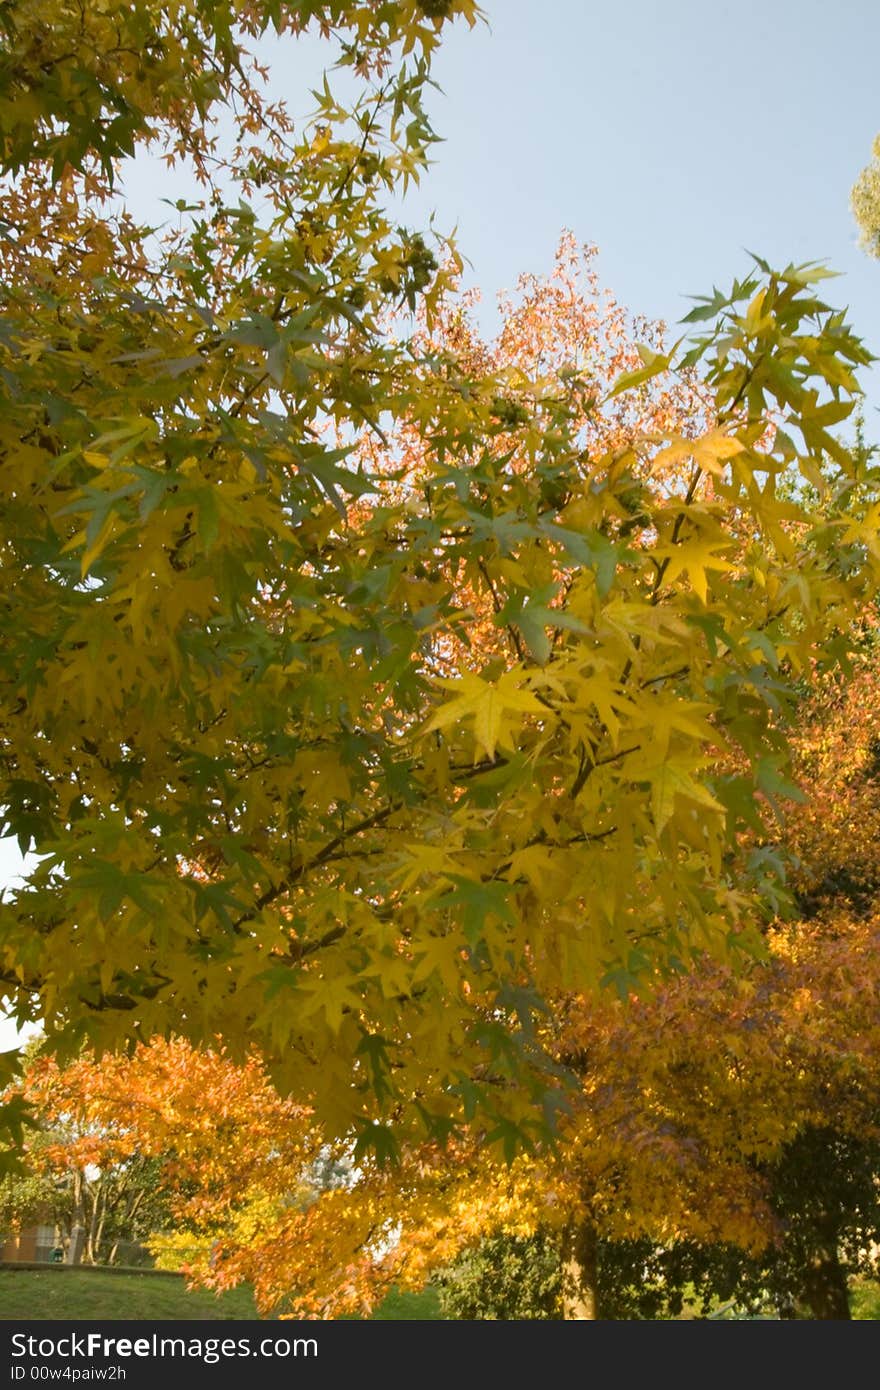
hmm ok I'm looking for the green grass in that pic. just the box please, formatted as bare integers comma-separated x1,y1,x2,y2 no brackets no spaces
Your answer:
361,1286,441,1320
0,1268,442,1321
849,1278,880,1320
2,1266,873,1320
0,1268,259,1321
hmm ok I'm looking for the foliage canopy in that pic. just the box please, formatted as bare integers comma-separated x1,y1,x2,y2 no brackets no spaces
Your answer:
2,0,880,1160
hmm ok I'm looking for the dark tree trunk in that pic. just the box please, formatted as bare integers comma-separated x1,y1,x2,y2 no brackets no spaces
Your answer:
798,1241,851,1320
561,1218,600,1319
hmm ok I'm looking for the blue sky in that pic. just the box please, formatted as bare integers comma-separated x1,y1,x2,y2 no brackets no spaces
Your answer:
404,0,879,405
2,0,879,1041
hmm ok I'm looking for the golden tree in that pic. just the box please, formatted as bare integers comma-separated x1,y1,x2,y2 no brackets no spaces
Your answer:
1,1,880,1169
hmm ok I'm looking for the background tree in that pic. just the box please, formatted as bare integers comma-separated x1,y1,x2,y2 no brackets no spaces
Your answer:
852,133,880,258
0,1042,171,1265
0,1131,168,1267
433,1230,562,1320
9,1036,317,1272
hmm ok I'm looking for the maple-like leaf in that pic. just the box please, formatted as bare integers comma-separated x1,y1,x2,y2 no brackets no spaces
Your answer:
424,669,549,760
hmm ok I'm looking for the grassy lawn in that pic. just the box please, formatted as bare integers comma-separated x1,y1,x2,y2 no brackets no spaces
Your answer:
356,1286,441,1320
0,1268,259,1321
1,1266,874,1319
850,1278,880,1320
0,1268,442,1321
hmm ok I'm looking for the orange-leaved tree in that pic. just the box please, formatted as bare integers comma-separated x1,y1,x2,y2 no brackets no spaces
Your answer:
12,1037,317,1270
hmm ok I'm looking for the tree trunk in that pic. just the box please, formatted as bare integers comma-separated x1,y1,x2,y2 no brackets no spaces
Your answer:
66,1170,86,1265
798,1241,851,1320
561,1218,600,1319
89,1179,106,1265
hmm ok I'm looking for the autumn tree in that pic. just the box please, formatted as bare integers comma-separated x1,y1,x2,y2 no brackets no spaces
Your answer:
10,1036,317,1272
2,0,880,1170
321,653,880,1322
22,650,880,1318
185,902,880,1320
0,1118,169,1267
0,1039,171,1266
852,132,880,258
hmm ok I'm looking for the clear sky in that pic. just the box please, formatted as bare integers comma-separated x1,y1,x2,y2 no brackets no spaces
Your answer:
0,842,39,1050
2,0,879,1041
402,0,880,407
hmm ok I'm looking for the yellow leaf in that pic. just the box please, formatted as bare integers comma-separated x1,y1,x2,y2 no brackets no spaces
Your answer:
656,535,736,604
651,429,744,478
423,668,548,760
80,512,117,578
633,696,721,762
650,760,725,835
411,934,462,991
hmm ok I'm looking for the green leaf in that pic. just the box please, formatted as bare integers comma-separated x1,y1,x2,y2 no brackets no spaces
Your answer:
197,489,220,551
429,875,516,948
353,1121,399,1168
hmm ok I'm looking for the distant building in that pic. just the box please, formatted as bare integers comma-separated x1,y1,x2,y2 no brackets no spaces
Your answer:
1,1221,60,1262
